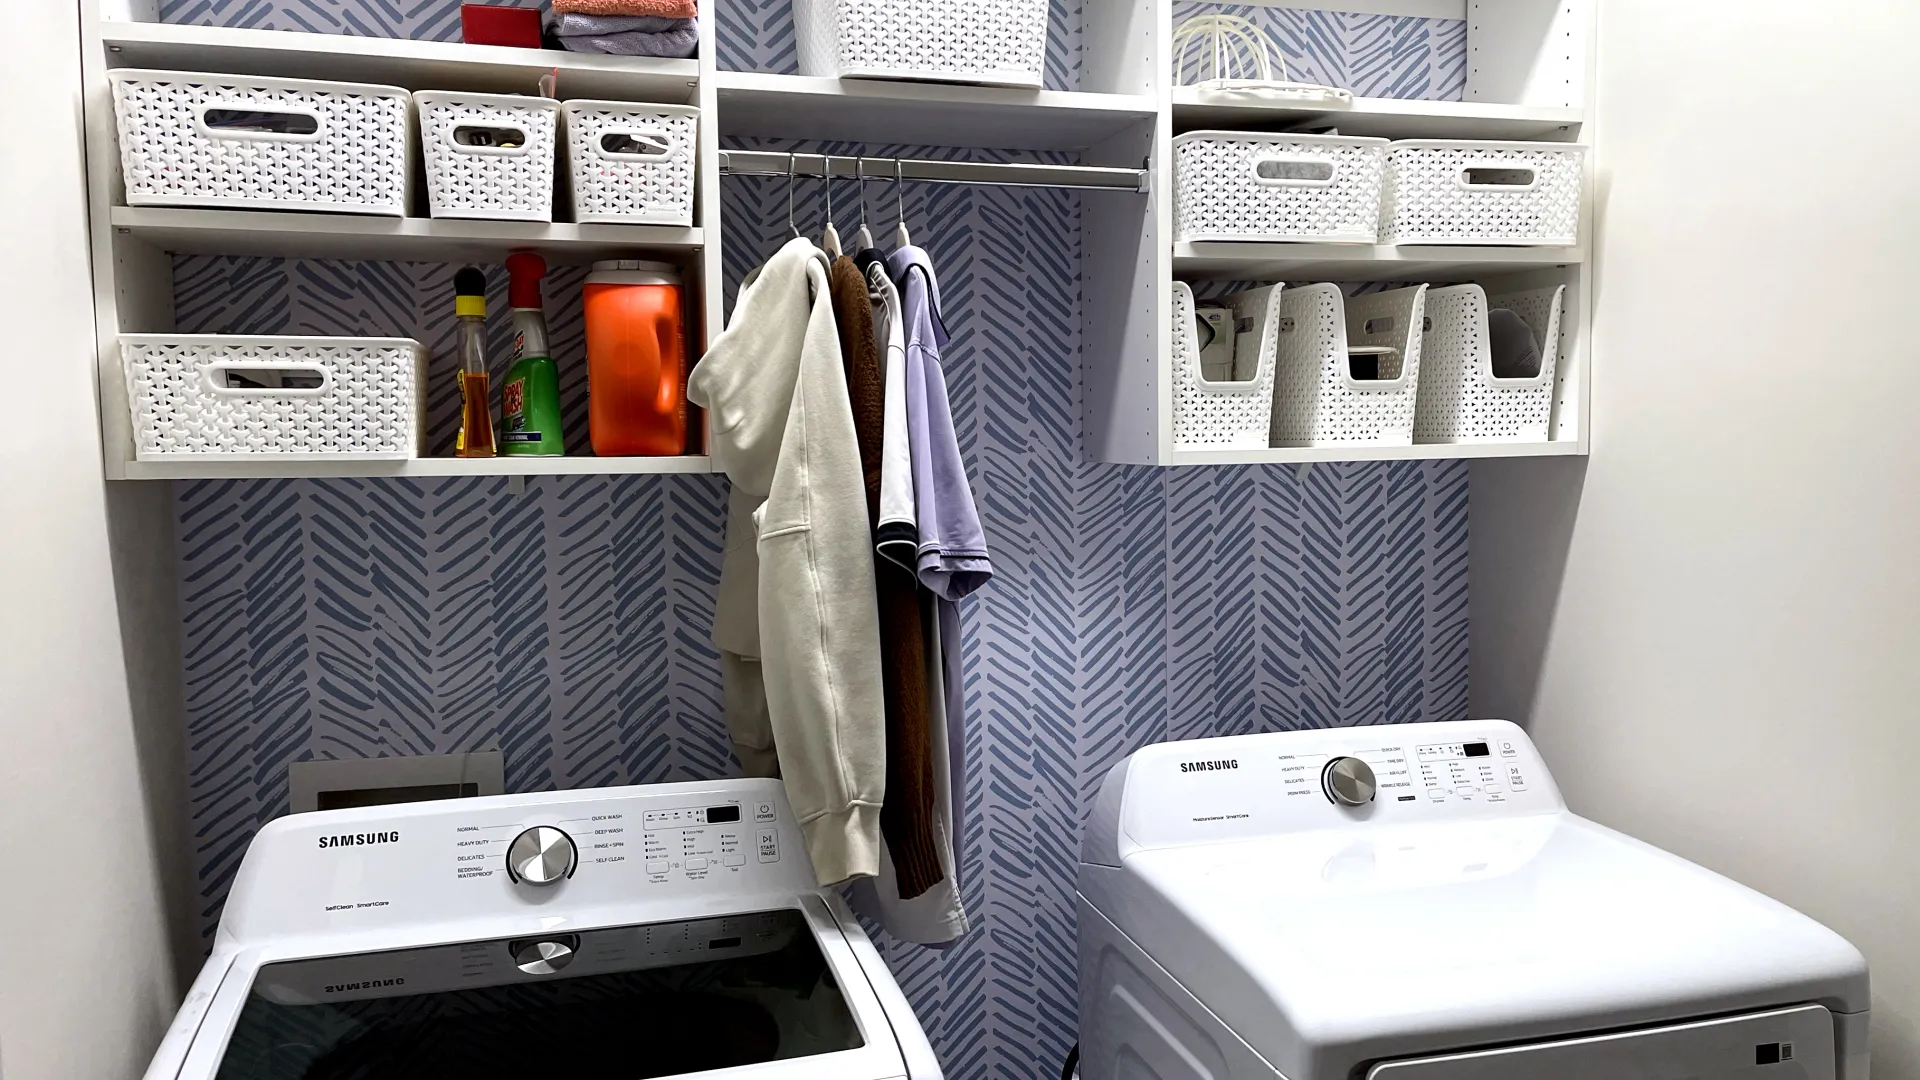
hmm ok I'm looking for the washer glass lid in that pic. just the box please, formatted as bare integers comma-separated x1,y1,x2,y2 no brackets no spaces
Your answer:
212,908,863,1079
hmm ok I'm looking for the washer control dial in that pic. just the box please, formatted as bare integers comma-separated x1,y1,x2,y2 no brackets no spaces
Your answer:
507,826,576,885
512,936,577,975
1322,756,1377,807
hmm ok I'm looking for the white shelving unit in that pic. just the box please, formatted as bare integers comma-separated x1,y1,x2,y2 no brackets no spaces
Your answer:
117,455,716,480
80,0,1593,478
109,207,704,263
1083,0,1598,466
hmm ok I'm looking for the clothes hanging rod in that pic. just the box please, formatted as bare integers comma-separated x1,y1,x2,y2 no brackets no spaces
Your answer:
716,151,1149,194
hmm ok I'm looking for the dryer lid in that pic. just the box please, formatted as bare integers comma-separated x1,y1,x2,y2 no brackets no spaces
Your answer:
1086,814,1869,1080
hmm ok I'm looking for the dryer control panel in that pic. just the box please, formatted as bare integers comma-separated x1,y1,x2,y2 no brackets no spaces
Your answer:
1085,720,1565,863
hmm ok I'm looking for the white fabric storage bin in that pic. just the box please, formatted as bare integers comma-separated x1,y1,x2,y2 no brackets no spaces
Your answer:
416,91,561,222
1268,283,1427,446
1380,140,1585,245
1173,131,1388,244
1171,282,1280,451
563,100,699,226
109,69,412,216
1413,283,1565,442
121,335,426,460
794,0,1048,87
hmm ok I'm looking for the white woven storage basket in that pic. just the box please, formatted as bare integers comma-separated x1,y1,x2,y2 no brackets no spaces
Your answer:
562,100,698,226
121,335,426,460
794,0,1048,87
1268,283,1427,446
1413,283,1565,443
416,91,561,222
1380,140,1585,245
1171,281,1280,451
1173,131,1388,244
109,69,412,216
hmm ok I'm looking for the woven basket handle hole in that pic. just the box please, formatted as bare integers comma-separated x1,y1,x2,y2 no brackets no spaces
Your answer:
454,125,527,149
201,361,333,398
1254,158,1335,186
1461,166,1537,189
203,109,319,136
600,132,672,157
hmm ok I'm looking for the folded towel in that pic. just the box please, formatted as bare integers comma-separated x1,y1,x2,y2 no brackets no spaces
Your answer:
551,12,692,34
552,0,696,18
559,23,699,55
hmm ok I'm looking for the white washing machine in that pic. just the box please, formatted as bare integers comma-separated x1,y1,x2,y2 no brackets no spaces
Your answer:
144,778,941,1080
1078,720,1869,1080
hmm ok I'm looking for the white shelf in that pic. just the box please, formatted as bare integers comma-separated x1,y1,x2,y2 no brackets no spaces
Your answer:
116,456,714,480
1170,89,1583,142
1168,441,1584,466
98,22,700,103
110,207,703,264
714,70,1155,151
1172,243,1585,281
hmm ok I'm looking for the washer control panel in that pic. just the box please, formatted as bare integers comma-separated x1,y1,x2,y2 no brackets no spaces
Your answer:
225,778,813,940
639,798,783,880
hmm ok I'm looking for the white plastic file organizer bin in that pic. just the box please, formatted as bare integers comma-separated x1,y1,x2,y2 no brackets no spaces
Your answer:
416,91,561,222
121,335,427,460
1380,140,1585,245
1268,283,1427,446
562,100,699,226
109,70,411,215
794,0,1048,86
1173,132,1388,244
1413,284,1566,442
1171,282,1280,451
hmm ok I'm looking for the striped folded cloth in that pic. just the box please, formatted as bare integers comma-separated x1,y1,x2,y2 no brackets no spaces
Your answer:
555,18,698,56
550,12,691,33
551,0,696,18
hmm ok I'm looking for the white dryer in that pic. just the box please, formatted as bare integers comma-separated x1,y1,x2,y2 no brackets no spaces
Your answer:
1078,720,1868,1080
144,778,941,1080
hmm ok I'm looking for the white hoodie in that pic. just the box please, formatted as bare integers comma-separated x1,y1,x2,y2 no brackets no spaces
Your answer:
687,237,885,886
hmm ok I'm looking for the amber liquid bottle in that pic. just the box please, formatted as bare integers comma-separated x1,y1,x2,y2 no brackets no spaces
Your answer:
453,267,496,458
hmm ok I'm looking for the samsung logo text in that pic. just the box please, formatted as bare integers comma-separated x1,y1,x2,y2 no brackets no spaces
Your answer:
318,831,400,849
1179,759,1238,773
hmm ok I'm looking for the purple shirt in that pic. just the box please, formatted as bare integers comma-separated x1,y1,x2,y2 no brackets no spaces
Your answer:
887,246,992,601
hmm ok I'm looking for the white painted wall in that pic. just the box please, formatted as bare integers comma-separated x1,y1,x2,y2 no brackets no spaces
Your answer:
0,2,191,1078
1473,1,1920,1076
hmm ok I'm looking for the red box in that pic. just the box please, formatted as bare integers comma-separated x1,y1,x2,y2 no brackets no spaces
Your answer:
461,5,543,48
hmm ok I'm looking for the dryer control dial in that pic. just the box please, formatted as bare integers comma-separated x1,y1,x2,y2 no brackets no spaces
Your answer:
1322,756,1377,807
507,826,576,885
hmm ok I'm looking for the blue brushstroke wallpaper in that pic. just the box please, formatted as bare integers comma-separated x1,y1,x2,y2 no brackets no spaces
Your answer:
161,3,1473,1079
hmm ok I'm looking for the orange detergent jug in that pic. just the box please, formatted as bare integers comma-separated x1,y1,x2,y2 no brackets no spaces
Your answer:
584,260,687,456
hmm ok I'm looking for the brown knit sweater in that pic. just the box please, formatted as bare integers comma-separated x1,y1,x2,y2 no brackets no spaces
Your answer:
828,255,944,899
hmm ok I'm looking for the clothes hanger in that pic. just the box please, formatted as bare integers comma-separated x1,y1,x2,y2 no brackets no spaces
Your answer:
820,154,842,258
786,154,801,241
850,157,875,252
893,158,912,249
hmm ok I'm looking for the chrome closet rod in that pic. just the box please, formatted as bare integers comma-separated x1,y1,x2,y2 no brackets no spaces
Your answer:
716,150,1149,193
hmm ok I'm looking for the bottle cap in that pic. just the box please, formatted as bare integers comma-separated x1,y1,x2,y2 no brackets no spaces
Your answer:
454,266,487,318
587,259,680,287
505,251,547,310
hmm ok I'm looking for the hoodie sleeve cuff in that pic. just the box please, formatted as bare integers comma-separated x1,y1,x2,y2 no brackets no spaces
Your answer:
801,802,882,887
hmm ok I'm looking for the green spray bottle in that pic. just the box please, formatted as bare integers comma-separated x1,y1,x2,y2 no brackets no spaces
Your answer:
500,251,564,456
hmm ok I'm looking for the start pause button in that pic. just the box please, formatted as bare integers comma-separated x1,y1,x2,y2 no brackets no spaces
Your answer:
757,829,779,863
